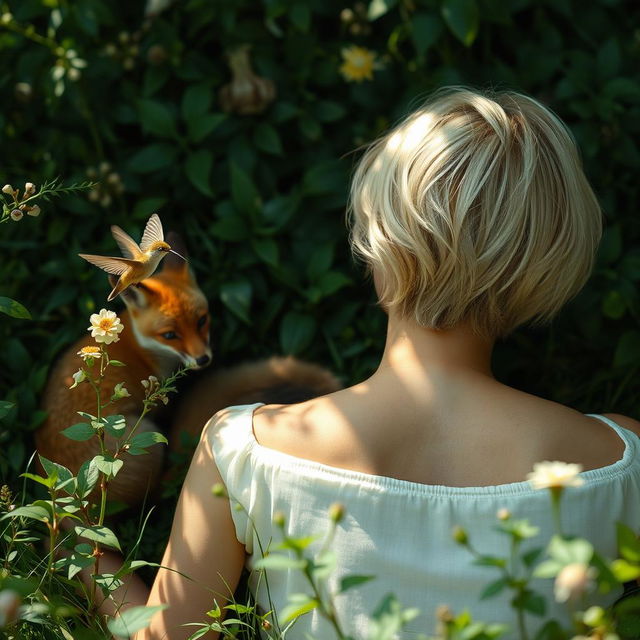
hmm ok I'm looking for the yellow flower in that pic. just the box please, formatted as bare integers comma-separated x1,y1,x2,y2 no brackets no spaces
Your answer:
339,46,376,82
526,461,584,490
87,309,124,344
77,345,102,361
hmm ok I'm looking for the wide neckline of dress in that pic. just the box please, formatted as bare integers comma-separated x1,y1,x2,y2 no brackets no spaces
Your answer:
238,403,637,498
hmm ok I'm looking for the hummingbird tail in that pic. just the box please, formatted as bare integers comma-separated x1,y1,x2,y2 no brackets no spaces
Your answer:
107,278,128,301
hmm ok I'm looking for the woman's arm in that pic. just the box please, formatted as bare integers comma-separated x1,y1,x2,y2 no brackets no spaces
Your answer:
131,425,246,639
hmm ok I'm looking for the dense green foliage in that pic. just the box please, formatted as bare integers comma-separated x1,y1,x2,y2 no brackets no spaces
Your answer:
1,0,639,480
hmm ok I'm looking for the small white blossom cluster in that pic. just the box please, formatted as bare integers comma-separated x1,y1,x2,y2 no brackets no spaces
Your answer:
103,30,141,71
2,182,41,221
141,375,168,405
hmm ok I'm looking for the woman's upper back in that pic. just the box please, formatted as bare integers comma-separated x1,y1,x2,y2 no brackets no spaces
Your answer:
251,369,634,488
208,402,640,638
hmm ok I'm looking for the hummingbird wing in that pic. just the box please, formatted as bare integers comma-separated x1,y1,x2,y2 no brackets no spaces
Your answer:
139,213,164,251
111,225,142,259
78,254,140,275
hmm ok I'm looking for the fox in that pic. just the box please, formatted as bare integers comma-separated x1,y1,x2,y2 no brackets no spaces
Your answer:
37,233,212,505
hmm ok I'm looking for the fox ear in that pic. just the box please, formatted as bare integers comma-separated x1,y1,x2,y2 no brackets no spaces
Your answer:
109,275,155,309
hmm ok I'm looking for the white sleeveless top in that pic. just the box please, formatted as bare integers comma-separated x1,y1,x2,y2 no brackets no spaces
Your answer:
206,404,640,639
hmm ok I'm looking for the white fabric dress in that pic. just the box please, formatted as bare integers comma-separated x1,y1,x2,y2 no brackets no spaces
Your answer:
206,403,640,640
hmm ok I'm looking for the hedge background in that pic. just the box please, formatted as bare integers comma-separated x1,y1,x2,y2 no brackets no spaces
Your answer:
1,0,639,487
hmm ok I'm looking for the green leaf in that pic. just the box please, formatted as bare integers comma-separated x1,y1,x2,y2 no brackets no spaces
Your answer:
128,431,168,450
0,297,31,320
127,144,178,173
339,575,375,593
93,455,124,479
187,113,226,143
75,524,122,551
290,3,311,31
262,194,298,228
76,459,99,498
102,414,127,438
368,0,397,20
133,197,168,217
0,400,14,420
20,472,57,489
611,559,640,582
39,456,73,489
614,331,640,368
210,216,248,242
254,123,283,155
602,290,626,319
313,101,346,123
512,589,546,616
441,0,479,46
137,99,177,138
317,271,351,296
185,150,214,197
480,577,509,600
596,38,621,79
280,595,319,624
303,160,345,195
410,12,444,56
220,280,252,324
253,555,307,571
181,82,212,121
473,555,507,568
62,422,95,442
252,238,279,266
230,162,260,216
108,604,168,638
547,535,593,565
617,522,640,563
1,505,50,522
280,312,316,355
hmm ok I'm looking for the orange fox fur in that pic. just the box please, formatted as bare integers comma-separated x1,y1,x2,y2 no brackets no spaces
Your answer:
38,234,341,504
37,244,211,505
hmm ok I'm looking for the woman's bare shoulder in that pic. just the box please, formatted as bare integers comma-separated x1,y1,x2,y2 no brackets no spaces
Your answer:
600,413,640,436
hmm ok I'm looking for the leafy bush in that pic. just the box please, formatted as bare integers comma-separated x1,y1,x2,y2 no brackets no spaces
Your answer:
0,0,638,634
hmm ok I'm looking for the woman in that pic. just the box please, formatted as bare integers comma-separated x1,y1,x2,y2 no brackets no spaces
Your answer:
116,88,640,638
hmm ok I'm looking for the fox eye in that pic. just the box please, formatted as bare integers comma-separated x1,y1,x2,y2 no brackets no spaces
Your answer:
197,315,208,329
161,331,178,340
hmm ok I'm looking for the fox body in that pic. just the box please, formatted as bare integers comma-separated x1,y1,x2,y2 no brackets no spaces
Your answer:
38,246,211,504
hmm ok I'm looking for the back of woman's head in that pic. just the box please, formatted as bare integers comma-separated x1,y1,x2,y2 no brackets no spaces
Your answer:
348,87,602,337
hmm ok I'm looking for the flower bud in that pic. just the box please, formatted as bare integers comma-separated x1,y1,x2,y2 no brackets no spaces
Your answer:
2,184,14,195
452,525,468,545
554,562,596,603
69,369,87,389
24,182,35,196
212,483,228,498
328,502,345,523
67,67,81,82
273,511,286,528
219,45,276,115
26,204,40,217
112,382,131,400
10,209,23,221
497,508,511,521
261,619,272,631
0,589,21,628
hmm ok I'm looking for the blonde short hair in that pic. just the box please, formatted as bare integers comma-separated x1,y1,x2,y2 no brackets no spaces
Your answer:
348,87,602,337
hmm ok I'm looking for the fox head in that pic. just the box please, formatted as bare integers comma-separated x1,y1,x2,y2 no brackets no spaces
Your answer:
110,232,212,375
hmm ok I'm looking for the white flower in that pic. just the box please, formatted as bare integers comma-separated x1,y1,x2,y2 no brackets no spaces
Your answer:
26,204,40,217
554,562,596,603
69,369,87,389
77,345,102,361
87,309,124,344
2,184,14,195
10,209,22,221
526,461,585,490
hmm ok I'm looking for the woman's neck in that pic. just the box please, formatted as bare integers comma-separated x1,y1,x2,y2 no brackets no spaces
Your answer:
375,312,495,380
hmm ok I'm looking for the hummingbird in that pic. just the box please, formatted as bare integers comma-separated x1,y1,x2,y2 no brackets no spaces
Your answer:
79,213,186,301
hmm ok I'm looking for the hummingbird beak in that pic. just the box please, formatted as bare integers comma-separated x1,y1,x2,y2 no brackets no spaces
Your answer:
169,249,186,261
